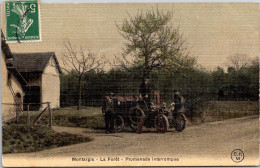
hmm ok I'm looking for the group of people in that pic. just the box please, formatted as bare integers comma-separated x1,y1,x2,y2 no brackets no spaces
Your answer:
105,78,184,134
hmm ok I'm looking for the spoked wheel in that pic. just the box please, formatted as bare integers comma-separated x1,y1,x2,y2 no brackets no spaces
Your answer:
154,114,169,133
114,115,124,132
175,114,186,132
129,107,145,131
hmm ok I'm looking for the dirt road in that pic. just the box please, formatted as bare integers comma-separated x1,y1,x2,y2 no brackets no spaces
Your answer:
3,115,259,166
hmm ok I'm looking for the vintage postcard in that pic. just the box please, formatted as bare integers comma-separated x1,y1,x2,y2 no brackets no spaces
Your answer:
1,1,259,167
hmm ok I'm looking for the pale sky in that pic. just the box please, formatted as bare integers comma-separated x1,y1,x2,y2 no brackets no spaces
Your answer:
1,3,259,70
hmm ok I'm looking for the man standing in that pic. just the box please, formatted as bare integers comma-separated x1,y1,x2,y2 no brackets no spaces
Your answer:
136,116,144,134
139,78,151,110
104,93,115,134
168,90,185,127
105,109,115,134
173,90,185,113
136,78,151,134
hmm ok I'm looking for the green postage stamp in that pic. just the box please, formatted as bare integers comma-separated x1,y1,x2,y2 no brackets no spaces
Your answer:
5,0,41,42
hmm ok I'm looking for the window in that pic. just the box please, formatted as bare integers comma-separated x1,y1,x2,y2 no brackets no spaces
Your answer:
7,72,11,86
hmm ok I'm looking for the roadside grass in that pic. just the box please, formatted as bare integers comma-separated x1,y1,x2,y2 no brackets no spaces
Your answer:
3,107,100,154
14,101,260,127
191,101,259,123
51,107,105,129
10,106,105,129
3,101,258,154
13,101,259,128
2,123,92,154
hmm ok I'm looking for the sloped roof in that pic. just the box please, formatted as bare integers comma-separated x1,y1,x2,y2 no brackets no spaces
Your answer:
7,67,28,85
1,30,13,59
11,52,62,74
1,30,28,85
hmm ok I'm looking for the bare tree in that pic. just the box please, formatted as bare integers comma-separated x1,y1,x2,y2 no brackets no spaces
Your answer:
61,39,107,109
227,54,249,71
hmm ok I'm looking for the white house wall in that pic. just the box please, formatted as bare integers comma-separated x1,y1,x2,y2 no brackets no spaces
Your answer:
41,56,60,109
1,51,24,121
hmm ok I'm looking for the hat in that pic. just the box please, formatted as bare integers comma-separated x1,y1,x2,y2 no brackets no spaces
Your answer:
173,89,178,93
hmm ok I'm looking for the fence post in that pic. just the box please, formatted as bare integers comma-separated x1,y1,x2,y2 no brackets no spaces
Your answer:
27,104,30,127
48,102,52,127
16,104,19,123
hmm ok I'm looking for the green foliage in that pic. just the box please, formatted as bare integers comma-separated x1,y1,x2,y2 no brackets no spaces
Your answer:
116,8,196,79
212,61,259,100
61,61,259,108
61,67,213,107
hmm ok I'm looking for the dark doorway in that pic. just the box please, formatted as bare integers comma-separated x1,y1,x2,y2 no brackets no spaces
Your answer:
23,86,41,111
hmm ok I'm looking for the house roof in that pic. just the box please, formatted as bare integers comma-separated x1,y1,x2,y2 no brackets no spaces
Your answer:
11,52,62,74
7,67,28,85
1,31,28,85
1,31,13,59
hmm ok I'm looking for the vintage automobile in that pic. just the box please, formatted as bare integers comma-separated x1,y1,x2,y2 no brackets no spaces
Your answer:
102,91,186,133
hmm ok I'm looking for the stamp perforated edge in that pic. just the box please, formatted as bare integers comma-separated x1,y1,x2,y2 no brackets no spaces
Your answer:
4,0,42,43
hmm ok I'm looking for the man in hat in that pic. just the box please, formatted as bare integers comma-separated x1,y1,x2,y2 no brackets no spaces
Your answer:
104,93,116,134
172,90,185,113
136,78,151,134
169,90,185,127
139,78,151,110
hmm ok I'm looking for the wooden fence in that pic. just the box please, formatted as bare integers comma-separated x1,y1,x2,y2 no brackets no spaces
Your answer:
2,102,52,127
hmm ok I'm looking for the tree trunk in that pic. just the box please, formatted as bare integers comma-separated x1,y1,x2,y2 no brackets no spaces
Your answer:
143,54,150,81
140,54,151,96
77,77,82,110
